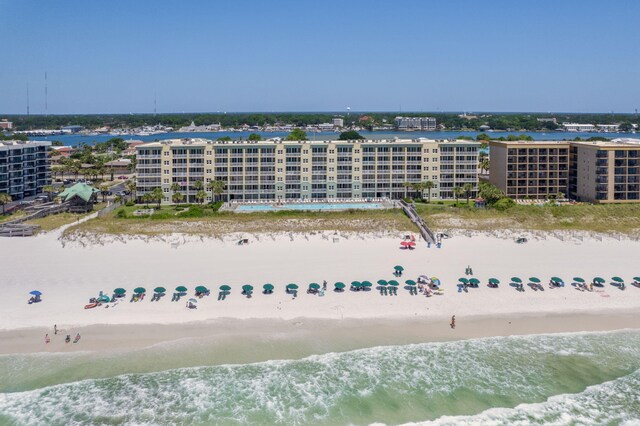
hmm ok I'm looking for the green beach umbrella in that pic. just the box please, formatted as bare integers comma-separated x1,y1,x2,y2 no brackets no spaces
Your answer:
573,277,585,283
469,278,480,286
114,288,126,295
633,277,640,283
309,283,320,290
195,286,208,293
551,277,563,283
287,283,298,290
351,281,361,288
219,285,231,291
361,281,372,287
511,277,522,283
388,280,399,287
394,265,404,272
175,286,187,293
612,277,624,283
134,287,146,294
263,284,274,291
154,287,166,294
593,277,605,284
242,285,254,292
334,282,345,289
405,280,417,286
377,280,388,286
489,278,500,285
97,295,110,303
458,278,469,284
529,277,541,283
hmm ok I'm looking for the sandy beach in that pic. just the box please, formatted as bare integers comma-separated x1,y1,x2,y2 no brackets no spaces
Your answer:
2,223,640,354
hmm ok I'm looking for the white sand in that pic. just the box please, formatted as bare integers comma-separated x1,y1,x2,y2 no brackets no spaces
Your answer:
2,227,640,331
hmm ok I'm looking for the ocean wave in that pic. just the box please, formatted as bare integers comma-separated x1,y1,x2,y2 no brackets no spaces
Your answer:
1,331,640,425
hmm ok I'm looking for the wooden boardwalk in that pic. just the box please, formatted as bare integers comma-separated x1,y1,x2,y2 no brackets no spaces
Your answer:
398,200,436,244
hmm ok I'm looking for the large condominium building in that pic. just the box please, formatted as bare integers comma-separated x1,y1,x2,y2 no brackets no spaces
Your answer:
136,138,479,204
0,141,51,200
489,139,640,203
394,117,437,131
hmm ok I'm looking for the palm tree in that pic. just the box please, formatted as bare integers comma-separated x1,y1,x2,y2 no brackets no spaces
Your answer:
453,186,465,205
114,195,124,206
42,185,56,202
479,158,490,175
423,181,435,203
142,193,153,208
170,183,183,206
463,183,473,204
206,180,226,203
402,182,412,199
99,184,110,202
125,179,136,201
195,190,207,205
193,180,204,191
0,192,11,215
151,187,163,209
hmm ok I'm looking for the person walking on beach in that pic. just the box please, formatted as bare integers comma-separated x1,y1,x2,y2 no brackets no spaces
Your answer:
450,315,456,329
323,280,327,291
45,334,50,344
54,324,57,335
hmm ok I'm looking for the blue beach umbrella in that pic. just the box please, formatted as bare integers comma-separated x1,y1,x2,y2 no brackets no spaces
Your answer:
29,290,42,296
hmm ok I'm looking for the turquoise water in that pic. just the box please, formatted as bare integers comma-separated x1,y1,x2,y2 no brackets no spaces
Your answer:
236,202,383,212
1,330,640,425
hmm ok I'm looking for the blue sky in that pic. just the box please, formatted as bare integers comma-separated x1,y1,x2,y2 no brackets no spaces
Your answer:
1,0,639,114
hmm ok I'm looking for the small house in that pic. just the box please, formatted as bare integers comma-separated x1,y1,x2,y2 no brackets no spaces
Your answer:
58,182,101,213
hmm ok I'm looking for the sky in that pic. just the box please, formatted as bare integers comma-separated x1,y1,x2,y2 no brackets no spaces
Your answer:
1,0,639,114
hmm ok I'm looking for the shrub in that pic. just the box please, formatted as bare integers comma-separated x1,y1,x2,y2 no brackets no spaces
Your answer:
494,197,515,211
177,206,205,218
115,208,127,218
210,201,223,212
125,200,135,207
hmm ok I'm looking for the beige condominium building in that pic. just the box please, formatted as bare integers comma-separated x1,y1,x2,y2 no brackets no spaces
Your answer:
136,138,479,204
489,139,640,203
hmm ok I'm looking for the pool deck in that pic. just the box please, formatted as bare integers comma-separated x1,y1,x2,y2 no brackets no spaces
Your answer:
221,198,397,213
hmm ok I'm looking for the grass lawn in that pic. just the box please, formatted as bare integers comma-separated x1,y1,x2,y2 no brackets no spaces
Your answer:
415,202,640,234
0,210,29,224
63,204,415,237
24,203,107,232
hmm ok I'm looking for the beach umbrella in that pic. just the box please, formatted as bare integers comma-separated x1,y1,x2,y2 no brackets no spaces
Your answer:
573,277,585,283
188,298,198,303
29,290,42,296
511,277,522,283
458,278,469,284
114,288,126,295
419,275,429,280
361,281,372,287
612,276,624,283
431,277,441,286
551,277,564,284
134,287,146,294
529,277,541,283
97,295,110,303
394,265,404,272
334,282,345,290
377,279,388,286
469,278,480,286
195,286,208,293
263,284,274,291
309,283,320,290
351,281,361,288
633,277,640,283
287,283,298,290
400,241,410,247
489,278,500,285
219,285,231,291
175,286,187,293
405,280,416,286
593,277,605,284
388,280,399,287
154,287,166,294
242,285,254,292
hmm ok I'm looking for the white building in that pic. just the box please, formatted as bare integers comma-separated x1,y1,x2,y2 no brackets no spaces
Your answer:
394,116,437,131
596,124,619,132
332,118,344,128
0,119,13,130
562,123,596,132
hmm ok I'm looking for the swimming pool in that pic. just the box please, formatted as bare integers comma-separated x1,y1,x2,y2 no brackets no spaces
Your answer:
235,202,384,212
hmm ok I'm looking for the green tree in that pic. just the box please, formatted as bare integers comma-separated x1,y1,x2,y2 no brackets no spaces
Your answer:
338,130,364,140
285,128,307,141
477,182,504,205
98,184,110,202
475,133,491,141
207,180,226,202
217,136,232,141
195,190,207,205
619,122,634,132
423,181,435,203
142,192,153,208
247,133,262,141
479,158,490,175
0,193,11,215
402,182,413,199
453,186,465,205
151,187,164,209
125,179,136,201
463,183,473,204
193,180,204,191
42,185,57,201
170,183,184,205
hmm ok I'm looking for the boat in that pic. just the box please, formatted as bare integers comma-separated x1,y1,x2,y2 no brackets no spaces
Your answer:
84,302,99,309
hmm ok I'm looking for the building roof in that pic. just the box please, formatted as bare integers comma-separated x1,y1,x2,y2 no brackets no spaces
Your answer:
58,183,100,202
105,159,132,167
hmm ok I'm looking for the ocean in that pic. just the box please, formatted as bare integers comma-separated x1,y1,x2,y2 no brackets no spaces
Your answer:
1,330,639,425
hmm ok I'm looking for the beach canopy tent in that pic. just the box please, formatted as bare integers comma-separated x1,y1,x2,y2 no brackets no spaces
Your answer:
377,280,388,286
458,278,469,284
219,285,231,291
388,280,399,287
242,285,254,292
394,265,404,272
334,282,345,290
29,290,42,296
195,286,209,293
134,287,146,294
469,278,480,286
114,288,126,295
263,284,274,291
612,277,624,283
489,278,500,285
286,283,298,290
361,281,372,287
529,277,541,283
511,277,522,283
97,295,110,303
573,277,585,283
431,277,441,286
57,182,101,213
593,277,605,284
176,286,188,292
405,280,417,286
309,283,320,290
154,287,166,294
